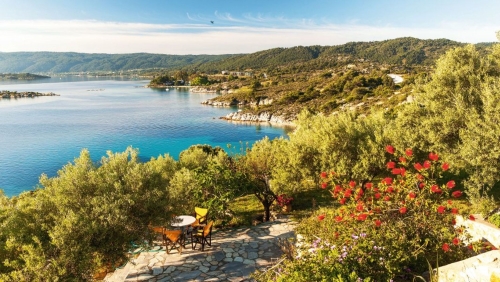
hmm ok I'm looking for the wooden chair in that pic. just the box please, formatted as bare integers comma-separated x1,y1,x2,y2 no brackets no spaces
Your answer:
151,226,166,246
191,221,213,251
164,229,184,254
191,207,209,229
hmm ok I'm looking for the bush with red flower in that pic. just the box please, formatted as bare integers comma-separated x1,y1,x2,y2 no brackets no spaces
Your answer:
276,194,293,207
263,146,479,281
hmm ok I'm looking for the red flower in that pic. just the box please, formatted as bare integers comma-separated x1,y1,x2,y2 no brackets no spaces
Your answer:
405,148,413,157
399,156,407,163
451,208,458,214
452,191,463,198
417,174,424,180
365,182,373,189
340,198,346,205
335,215,343,222
387,161,396,169
442,243,450,252
334,185,342,192
418,182,425,189
382,177,393,185
386,145,395,154
357,213,367,221
429,152,439,161
384,196,391,201
431,185,442,194
374,193,381,199
437,205,445,214
423,160,431,169
321,182,328,189
349,180,356,188
452,219,456,225
469,214,476,221
392,168,401,175
446,180,455,189
399,206,407,214
318,214,325,221
387,186,395,193
414,163,423,171
400,167,406,176
344,189,352,198
356,203,364,212
452,238,460,245
442,162,449,171
320,172,328,178
375,219,382,227
408,192,416,199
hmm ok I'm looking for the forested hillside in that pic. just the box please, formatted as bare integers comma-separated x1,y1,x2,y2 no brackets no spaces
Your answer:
0,52,233,73
0,38,494,74
188,37,491,72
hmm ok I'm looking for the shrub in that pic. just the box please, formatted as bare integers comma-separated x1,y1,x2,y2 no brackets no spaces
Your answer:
489,213,500,228
257,146,480,281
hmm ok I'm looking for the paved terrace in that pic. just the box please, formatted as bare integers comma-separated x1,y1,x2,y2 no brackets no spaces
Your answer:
105,217,296,282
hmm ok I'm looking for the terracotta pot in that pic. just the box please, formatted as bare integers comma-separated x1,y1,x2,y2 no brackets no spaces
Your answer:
282,204,292,212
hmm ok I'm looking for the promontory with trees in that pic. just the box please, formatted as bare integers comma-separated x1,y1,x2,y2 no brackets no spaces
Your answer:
1,37,500,280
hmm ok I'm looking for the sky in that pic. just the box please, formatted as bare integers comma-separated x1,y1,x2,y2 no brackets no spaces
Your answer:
0,0,499,55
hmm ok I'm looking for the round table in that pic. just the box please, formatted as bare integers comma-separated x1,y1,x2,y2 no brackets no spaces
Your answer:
171,215,196,227
171,215,196,247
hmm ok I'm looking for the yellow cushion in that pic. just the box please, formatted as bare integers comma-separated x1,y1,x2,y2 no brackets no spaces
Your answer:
195,207,208,220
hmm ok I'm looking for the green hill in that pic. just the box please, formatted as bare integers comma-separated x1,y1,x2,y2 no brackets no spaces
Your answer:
0,37,493,75
0,52,233,73
188,37,493,72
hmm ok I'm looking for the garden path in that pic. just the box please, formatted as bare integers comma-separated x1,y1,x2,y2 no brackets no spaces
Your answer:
105,216,296,282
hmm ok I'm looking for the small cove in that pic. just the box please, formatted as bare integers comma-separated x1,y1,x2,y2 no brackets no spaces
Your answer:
0,77,289,197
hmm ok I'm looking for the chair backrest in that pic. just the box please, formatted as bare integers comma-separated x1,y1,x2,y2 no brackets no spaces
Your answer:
203,221,214,237
195,207,208,223
151,226,164,234
164,230,182,242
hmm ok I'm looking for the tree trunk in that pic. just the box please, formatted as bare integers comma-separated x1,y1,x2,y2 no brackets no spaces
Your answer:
263,200,271,222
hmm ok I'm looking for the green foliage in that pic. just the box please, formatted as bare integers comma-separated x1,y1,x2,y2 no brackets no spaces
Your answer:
0,73,49,80
190,75,210,86
259,148,477,281
0,53,232,73
150,74,173,85
488,213,500,228
0,148,178,280
176,145,248,225
238,138,289,221
387,44,500,213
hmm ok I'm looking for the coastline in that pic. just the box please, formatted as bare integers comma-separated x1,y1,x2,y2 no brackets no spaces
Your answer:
221,111,296,127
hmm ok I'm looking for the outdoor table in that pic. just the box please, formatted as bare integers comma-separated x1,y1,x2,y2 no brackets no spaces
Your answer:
171,215,196,246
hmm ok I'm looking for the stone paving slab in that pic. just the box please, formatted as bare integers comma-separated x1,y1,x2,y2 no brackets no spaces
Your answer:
104,217,296,282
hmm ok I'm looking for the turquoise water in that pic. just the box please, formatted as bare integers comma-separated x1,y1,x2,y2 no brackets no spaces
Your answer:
0,77,288,197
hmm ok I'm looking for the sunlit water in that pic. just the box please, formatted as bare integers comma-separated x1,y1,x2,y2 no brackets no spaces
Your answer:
0,77,288,197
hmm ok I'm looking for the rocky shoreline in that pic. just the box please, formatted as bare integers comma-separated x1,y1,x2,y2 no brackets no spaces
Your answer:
1,90,59,99
221,111,294,126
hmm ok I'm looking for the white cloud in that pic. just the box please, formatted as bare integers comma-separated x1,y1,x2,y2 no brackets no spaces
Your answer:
0,19,497,55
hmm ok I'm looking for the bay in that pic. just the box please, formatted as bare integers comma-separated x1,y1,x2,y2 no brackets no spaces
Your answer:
0,77,289,197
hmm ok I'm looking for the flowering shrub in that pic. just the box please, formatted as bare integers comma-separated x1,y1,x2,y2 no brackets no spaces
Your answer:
276,194,293,207
259,146,479,281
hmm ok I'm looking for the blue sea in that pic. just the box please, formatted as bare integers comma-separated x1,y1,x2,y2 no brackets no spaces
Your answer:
0,76,289,197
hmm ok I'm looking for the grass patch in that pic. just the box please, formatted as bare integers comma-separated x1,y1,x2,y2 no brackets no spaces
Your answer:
228,194,263,227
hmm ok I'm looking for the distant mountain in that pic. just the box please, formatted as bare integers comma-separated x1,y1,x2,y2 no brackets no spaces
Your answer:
188,37,493,72
0,38,494,74
0,52,233,73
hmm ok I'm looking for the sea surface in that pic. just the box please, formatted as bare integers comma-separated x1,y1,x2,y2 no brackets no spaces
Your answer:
0,76,289,197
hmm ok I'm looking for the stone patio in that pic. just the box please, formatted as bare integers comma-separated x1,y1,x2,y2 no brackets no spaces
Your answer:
104,217,296,282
